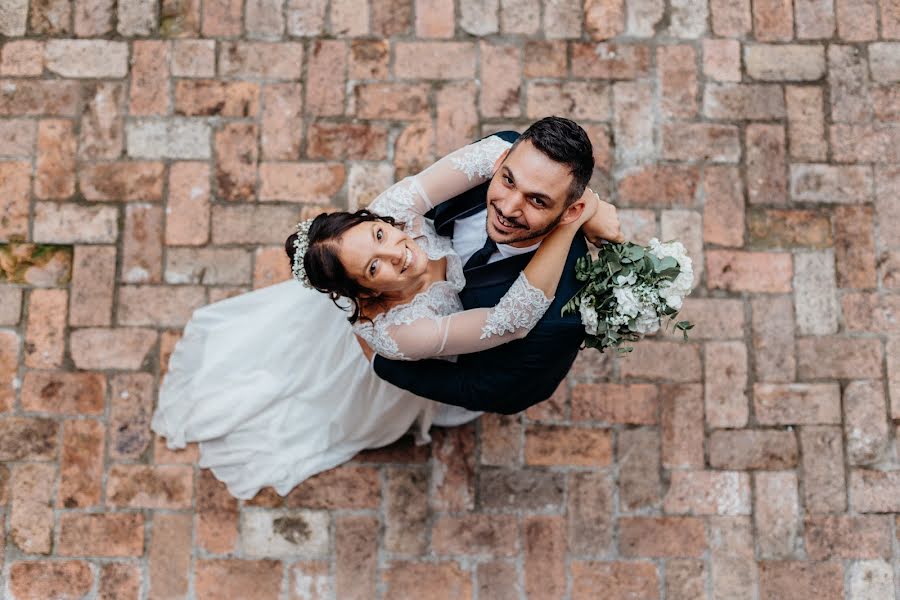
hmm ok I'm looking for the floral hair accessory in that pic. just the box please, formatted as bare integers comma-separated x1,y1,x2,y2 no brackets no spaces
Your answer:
291,219,315,288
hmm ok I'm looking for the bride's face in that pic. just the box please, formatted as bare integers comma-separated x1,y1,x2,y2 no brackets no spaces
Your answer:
336,220,429,295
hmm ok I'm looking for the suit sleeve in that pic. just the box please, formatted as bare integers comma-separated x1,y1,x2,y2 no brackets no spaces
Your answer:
373,319,584,414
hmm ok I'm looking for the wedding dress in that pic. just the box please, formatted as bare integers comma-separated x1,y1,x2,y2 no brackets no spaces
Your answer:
151,135,552,499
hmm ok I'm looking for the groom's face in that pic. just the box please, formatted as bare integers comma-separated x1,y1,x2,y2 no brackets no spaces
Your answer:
485,140,575,247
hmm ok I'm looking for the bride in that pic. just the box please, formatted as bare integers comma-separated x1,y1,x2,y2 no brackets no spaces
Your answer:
151,133,599,499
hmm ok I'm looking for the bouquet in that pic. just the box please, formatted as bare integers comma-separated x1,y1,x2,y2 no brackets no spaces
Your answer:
562,238,695,353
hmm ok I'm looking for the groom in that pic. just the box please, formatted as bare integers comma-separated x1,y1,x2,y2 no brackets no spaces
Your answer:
373,116,623,414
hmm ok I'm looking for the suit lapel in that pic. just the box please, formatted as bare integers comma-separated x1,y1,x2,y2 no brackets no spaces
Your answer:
433,182,489,237
462,251,534,290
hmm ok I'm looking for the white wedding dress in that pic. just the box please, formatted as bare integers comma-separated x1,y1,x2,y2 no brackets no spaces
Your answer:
152,135,553,499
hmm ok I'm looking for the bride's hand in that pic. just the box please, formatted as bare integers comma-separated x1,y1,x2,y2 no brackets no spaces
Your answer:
581,191,624,245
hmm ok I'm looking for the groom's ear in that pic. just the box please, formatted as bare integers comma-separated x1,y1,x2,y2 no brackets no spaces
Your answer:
557,198,586,226
491,149,509,175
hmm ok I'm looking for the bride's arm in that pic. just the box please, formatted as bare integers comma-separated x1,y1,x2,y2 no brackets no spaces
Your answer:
367,135,512,221
377,193,597,361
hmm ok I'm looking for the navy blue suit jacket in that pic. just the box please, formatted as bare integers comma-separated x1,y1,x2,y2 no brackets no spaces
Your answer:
373,131,587,414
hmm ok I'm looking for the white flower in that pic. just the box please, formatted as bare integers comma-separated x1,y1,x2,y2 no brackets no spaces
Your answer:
614,271,637,286
579,301,599,335
630,305,660,334
613,286,640,318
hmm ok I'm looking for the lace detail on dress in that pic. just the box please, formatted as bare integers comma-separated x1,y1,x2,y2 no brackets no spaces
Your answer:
368,183,416,220
450,136,512,181
480,272,552,339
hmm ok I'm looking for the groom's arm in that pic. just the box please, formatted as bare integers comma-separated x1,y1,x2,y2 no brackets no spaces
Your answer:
372,320,583,414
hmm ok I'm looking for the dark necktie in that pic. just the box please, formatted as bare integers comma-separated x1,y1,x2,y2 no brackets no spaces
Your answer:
464,236,498,271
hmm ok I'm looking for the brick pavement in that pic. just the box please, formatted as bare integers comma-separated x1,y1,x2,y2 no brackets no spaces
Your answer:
1,0,899,598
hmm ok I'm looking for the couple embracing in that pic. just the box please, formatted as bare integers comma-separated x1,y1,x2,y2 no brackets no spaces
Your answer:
151,117,624,499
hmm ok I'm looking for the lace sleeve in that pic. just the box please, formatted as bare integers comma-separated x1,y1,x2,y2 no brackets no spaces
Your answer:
370,273,552,361
412,135,511,210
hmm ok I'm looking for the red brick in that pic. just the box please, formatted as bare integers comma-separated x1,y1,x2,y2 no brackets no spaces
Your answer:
842,292,900,333
786,86,827,160
658,384,704,468
800,426,846,513
666,560,707,600
831,123,900,163
753,0,793,40
59,513,144,556
288,562,332,600
129,41,170,116
118,285,206,327
432,514,518,556
704,341,749,428
109,373,155,460
174,80,259,117
195,560,282,600
252,246,291,289
80,161,165,201
9,463,55,553
394,42,476,79
755,471,800,558
658,45,698,118
877,167,900,248
703,166,744,246
259,162,344,202
710,0,751,36
196,469,238,553
107,464,193,509
584,0,625,38
0,417,58,461
165,162,210,245
703,38,741,82
0,40,43,76
613,81,654,165
0,161,28,240
664,470,751,515
748,208,831,248
382,561,472,600
372,0,411,35
334,515,378,599
479,413,521,466
663,123,740,163
0,286,22,326
618,428,662,511
0,80,80,116
499,0,539,33
24,289,66,369
851,469,900,512
436,81,478,155
284,465,379,509
171,40,214,77
845,379,889,465
58,419,103,509
798,337,883,379
790,164,872,204
79,82,125,160
709,430,799,469
746,124,788,204
211,204,307,245
382,467,428,554
884,0,900,38
0,331,17,411
35,119,76,199
525,425,611,466
480,43,520,118
524,41,566,77
0,118,35,157
617,165,699,207
707,250,792,292
543,0,582,38
219,41,303,79
154,435,198,465
415,0,454,36
99,563,140,600
754,383,841,425
704,83,786,120
805,515,891,560
526,80,611,121
762,562,843,600
9,561,93,600
121,203,163,283
524,516,566,598
829,45,874,123
477,561,519,600
572,561,658,600
161,0,202,37
21,371,105,415
349,39,389,79
479,468,564,511
70,328,156,370
746,44,825,81
329,0,369,36
305,40,345,116
307,122,388,160
29,0,71,33
215,122,258,201
836,0,877,40
202,0,241,35
751,295,796,382
431,425,476,511
571,383,657,424
261,83,302,160
874,84,900,121
794,0,835,38
709,517,757,598
244,0,284,37
567,471,614,554
620,517,707,557
148,513,191,599
833,205,877,289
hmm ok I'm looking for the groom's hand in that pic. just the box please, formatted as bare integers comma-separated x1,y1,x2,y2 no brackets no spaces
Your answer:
581,192,624,245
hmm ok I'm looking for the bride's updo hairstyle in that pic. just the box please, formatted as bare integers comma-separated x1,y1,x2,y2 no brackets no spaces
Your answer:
285,209,400,324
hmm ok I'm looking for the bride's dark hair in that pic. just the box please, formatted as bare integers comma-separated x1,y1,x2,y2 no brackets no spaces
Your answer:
285,209,400,324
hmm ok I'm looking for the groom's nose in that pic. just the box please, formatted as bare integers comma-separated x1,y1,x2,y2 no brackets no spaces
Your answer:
496,190,525,217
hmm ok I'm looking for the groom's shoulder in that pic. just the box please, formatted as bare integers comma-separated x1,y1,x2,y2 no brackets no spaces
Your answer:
489,130,519,144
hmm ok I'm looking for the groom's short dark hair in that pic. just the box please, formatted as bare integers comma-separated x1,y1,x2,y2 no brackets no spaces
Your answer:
511,116,594,206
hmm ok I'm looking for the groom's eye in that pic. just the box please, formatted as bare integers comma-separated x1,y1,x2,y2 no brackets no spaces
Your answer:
531,197,546,208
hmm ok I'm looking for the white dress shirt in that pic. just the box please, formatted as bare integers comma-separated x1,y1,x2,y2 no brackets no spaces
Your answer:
452,208,541,266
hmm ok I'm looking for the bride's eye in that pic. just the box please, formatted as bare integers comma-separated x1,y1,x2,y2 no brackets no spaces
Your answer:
503,175,512,186
369,260,378,276
376,228,383,241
